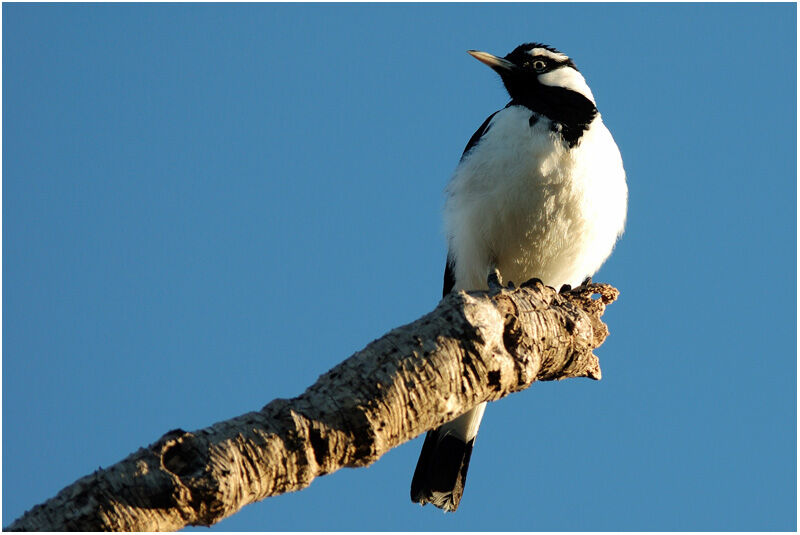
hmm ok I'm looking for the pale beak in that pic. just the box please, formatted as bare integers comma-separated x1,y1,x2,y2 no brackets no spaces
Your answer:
467,50,515,71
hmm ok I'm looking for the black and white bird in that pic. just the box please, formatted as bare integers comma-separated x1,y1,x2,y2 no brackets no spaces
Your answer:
410,43,628,512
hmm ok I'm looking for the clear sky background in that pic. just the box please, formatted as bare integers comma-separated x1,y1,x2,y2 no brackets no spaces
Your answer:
3,3,796,531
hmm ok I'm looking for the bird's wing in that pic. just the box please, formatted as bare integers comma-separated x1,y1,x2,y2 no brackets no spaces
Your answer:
459,110,500,161
443,110,503,297
443,255,456,297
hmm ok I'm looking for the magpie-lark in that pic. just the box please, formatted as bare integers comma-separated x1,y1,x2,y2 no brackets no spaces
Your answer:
410,43,628,512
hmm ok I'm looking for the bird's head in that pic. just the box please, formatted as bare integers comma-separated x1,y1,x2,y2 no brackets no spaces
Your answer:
468,43,595,106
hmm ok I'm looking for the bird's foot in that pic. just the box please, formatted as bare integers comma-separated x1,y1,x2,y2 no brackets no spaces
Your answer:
561,276,593,295
487,268,503,294
520,277,544,289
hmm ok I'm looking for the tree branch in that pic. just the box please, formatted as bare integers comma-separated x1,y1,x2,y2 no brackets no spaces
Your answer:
7,280,619,531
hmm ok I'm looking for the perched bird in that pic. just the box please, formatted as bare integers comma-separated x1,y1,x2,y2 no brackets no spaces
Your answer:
410,43,628,512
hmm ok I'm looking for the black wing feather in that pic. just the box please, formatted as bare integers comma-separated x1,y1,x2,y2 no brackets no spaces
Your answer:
443,111,501,298
443,256,456,297
460,110,499,161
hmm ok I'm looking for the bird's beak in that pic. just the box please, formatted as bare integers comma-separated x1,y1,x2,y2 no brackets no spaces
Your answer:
467,50,515,71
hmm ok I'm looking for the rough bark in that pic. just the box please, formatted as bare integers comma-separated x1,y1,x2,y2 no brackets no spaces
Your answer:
7,280,619,532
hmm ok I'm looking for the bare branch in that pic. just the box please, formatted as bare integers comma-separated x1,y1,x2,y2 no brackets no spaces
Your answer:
7,281,618,532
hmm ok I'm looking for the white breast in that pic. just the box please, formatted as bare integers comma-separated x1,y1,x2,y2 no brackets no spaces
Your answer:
444,105,627,291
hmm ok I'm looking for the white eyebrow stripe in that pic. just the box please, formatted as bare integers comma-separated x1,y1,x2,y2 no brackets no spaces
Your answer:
538,65,595,104
528,48,569,62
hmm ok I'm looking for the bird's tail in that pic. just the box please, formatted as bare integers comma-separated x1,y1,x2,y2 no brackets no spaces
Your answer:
410,403,486,512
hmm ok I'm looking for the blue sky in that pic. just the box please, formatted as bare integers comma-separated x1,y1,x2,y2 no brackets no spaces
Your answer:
3,3,796,531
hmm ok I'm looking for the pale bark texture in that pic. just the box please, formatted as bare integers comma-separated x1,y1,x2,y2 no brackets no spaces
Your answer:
7,281,619,532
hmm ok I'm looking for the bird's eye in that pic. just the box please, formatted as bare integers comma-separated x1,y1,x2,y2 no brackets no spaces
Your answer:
532,60,547,72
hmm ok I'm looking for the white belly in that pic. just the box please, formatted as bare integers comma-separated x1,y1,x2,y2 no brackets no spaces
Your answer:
444,105,627,291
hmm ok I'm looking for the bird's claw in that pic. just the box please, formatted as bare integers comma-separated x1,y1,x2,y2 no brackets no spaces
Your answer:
487,268,503,293
561,276,593,294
